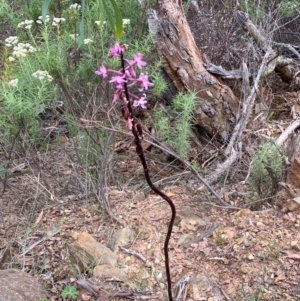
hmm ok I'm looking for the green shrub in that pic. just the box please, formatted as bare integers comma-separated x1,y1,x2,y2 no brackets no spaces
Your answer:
153,92,197,158
279,0,300,17
250,142,284,198
61,285,79,300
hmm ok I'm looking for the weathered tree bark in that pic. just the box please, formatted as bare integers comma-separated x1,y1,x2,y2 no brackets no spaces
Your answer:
144,0,240,141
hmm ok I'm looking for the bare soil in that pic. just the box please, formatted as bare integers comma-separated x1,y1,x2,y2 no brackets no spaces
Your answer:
1,119,300,301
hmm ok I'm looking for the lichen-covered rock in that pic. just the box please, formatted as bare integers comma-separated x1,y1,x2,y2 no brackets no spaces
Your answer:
109,228,135,251
93,264,129,282
69,232,117,273
0,269,47,301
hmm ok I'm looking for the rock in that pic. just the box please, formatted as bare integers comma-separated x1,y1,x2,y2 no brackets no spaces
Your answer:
69,232,117,273
137,267,150,280
188,276,210,300
174,211,207,230
291,241,300,251
108,228,135,251
0,269,47,301
93,264,129,282
285,197,300,213
188,275,210,291
289,157,300,188
177,234,190,246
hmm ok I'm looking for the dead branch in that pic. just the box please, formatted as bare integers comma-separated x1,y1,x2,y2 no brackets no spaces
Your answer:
76,279,153,300
172,275,190,301
275,119,300,146
206,50,272,185
207,63,256,79
225,50,273,156
271,41,300,60
119,245,147,262
18,229,60,257
236,10,295,82
208,145,241,184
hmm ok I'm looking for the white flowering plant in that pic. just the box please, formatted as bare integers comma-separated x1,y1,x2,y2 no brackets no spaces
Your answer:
0,0,160,149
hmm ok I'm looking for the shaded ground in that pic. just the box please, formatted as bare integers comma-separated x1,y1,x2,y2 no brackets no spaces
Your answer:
1,123,300,301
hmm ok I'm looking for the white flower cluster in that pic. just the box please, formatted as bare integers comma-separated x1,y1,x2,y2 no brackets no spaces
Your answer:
95,20,106,26
36,15,51,24
17,19,34,30
32,70,53,82
69,3,81,10
84,38,93,45
8,79,19,87
5,36,18,47
122,19,130,26
5,37,36,59
94,19,129,27
52,17,66,27
13,43,36,58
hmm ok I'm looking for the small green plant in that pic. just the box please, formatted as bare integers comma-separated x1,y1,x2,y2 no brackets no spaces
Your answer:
40,297,49,301
148,60,167,96
153,91,197,158
214,229,226,245
61,285,79,300
265,240,280,258
250,142,284,198
241,286,262,301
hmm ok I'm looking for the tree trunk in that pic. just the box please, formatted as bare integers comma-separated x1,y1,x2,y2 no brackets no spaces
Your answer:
145,0,240,141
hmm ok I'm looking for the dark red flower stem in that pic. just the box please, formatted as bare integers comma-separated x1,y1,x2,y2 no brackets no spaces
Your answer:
120,52,176,301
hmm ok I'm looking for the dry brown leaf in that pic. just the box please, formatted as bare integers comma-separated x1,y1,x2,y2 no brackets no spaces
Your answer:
79,289,92,300
62,169,72,175
34,210,44,225
223,227,235,240
275,274,286,282
282,253,300,260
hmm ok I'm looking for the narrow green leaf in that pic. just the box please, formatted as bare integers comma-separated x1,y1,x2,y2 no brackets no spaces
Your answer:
102,0,115,37
0,169,9,176
109,0,123,40
78,0,85,46
26,0,31,9
78,18,84,46
4,170,29,180
97,0,105,27
0,161,9,169
42,0,52,22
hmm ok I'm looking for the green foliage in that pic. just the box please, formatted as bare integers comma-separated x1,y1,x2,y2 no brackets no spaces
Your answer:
148,61,167,97
42,0,123,41
40,297,49,301
61,285,79,300
239,0,266,23
278,0,300,17
153,92,197,158
153,109,172,143
241,286,262,301
265,240,280,258
250,142,284,197
239,0,300,22
0,1,15,22
0,161,28,181
214,229,226,245
0,0,151,147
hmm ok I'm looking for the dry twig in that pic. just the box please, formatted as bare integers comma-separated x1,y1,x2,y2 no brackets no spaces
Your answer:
119,245,147,262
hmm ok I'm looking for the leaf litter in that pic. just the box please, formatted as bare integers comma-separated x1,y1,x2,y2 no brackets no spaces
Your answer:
1,141,300,300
